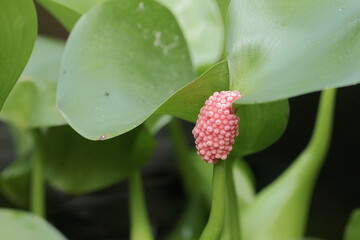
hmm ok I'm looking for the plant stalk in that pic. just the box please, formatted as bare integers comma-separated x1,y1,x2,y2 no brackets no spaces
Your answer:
30,129,45,218
225,157,241,240
200,160,226,240
129,170,153,240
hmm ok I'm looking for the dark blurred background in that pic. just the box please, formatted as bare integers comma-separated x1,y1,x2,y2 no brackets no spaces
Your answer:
0,3,359,240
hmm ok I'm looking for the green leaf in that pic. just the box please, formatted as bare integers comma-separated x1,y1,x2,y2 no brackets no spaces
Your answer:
160,61,289,157
0,37,66,130
227,0,360,104
157,0,223,70
0,0,37,110
232,100,289,157
156,60,229,123
344,209,360,240
0,208,66,240
241,89,336,240
38,0,223,72
44,125,156,195
57,0,194,140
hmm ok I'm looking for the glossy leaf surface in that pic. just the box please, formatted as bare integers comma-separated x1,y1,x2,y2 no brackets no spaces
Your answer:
57,0,194,140
160,61,288,157
227,0,360,104
0,37,66,130
344,209,360,240
38,0,223,71
157,0,223,69
0,208,66,240
233,100,289,156
157,61,229,123
44,125,156,195
0,0,37,109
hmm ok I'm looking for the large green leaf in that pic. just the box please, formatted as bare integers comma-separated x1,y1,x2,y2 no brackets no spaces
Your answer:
344,209,360,240
157,0,223,69
160,61,289,157
157,61,229,122
0,0,37,110
57,0,194,140
44,125,156,195
233,100,289,156
0,37,66,130
38,0,223,71
227,0,360,104
1,123,156,197
0,208,66,240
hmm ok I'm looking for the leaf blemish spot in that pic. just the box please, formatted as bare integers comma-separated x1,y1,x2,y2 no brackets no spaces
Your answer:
153,32,178,54
104,91,110,96
136,2,144,12
99,135,107,140
339,6,347,11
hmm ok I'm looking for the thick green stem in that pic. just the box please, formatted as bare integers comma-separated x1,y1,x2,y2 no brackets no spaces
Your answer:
287,89,337,189
305,89,337,168
30,130,45,218
200,160,226,240
129,170,153,240
225,158,241,240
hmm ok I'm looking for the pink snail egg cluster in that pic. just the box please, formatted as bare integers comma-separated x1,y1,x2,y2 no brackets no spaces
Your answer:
192,91,241,164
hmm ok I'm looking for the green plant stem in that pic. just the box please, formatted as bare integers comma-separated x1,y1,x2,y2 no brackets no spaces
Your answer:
200,160,226,240
167,119,195,196
129,170,153,240
225,157,241,240
289,89,337,188
305,88,337,169
30,130,45,218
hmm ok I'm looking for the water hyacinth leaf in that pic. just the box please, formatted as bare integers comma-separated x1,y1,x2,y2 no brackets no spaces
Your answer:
0,0,37,110
57,0,194,140
227,0,360,104
157,0,223,70
0,208,66,240
159,60,288,157
38,0,222,72
241,89,336,240
157,60,229,123
44,125,155,195
344,209,360,240
232,100,289,157
0,37,66,130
